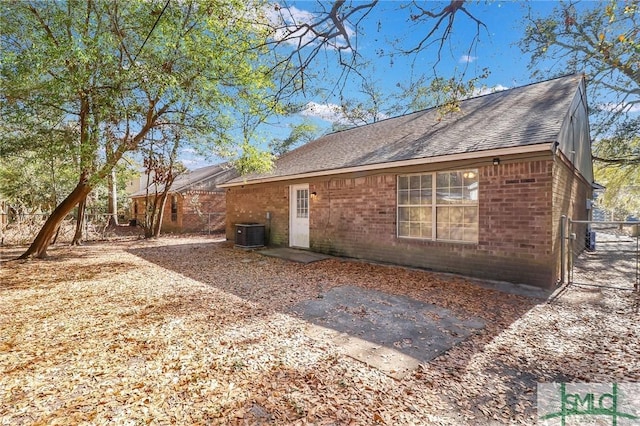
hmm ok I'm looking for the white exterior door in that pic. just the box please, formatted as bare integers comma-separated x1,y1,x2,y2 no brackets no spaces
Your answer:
289,184,310,248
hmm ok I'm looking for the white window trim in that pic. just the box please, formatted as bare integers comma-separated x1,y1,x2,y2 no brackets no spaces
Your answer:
397,170,479,243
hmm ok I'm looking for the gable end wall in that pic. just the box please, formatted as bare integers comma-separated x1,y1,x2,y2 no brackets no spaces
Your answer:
551,153,592,283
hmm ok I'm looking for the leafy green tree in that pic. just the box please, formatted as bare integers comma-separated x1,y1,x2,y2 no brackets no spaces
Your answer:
593,121,640,217
269,120,320,157
0,142,78,215
139,124,187,239
595,163,640,219
520,0,639,153
520,0,639,216
1,0,279,258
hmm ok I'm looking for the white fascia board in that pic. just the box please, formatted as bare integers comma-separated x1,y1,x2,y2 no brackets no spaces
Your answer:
219,143,553,188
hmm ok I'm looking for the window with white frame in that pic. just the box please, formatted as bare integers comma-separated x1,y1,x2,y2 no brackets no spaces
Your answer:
397,170,478,243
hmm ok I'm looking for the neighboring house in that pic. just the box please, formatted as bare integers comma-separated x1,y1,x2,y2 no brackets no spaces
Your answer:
221,75,594,289
130,164,238,233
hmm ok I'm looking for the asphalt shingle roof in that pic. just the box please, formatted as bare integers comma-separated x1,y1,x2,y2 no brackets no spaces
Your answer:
230,74,582,185
130,163,237,197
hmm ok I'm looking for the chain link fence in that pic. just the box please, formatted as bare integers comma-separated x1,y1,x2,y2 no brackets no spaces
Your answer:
1,212,226,246
0,213,126,246
563,218,639,291
128,212,226,235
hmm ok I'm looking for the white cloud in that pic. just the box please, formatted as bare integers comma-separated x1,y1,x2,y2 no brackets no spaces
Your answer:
181,158,211,170
265,4,354,50
459,55,477,64
473,84,509,97
300,102,347,123
598,102,640,114
300,101,388,125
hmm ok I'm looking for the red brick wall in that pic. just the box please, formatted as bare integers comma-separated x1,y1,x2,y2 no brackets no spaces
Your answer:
225,185,290,245
226,157,564,288
180,191,227,232
477,160,555,286
131,191,227,233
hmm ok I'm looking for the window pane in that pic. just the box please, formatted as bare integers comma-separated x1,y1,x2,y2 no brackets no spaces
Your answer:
436,173,450,188
397,173,435,240
463,171,479,201
398,222,410,237
296,189,308,218
398,176,409,190
463,170,478,186
437,170,479,205
450,171,463,186
410,175,421,189
469,187,478,201
437,222,450,240
421,174,432,189
450,227,463,241
419,207,432,222
463,206,478,224
463,186,478,201
448,186,463,204
438,206,449,221
436,206,478,242
409,207,420,221
420,188,432,204
409,190,421,205
398,207,410,221
398,190,409,205
463,228,478,242
450,207,463,223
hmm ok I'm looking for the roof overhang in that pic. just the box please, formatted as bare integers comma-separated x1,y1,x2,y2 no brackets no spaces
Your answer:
220,143,553,188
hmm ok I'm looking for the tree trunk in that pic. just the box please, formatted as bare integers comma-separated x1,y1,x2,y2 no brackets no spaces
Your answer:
107,169,118,226
143,195,157,239
152,192,170,238
51,225,62,245
71,195,87,246
19,180,92,259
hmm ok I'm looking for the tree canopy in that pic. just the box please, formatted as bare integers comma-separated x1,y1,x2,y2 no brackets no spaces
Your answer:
0,0,281,257
520,0,639,216
520,0,639,153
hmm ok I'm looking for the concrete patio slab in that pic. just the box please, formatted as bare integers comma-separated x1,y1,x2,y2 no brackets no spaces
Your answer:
290,285,486,379
258,248,332,264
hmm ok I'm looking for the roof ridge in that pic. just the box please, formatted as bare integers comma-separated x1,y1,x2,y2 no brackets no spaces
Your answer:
281,74,583,159
225,74,584,186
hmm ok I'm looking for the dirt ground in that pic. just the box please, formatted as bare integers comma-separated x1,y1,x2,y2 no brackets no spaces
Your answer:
1,235,639,425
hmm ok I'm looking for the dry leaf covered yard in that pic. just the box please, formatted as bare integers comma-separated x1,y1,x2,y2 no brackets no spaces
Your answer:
1,236,639,425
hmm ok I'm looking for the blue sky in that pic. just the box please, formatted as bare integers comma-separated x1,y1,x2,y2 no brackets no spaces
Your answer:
182,1,585,168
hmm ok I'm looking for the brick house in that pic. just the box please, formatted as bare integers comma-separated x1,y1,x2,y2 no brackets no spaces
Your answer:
130,164,238,233
221,75,593,288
